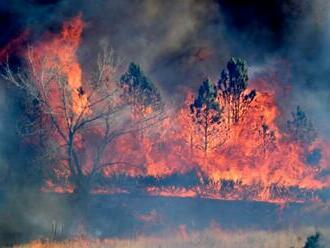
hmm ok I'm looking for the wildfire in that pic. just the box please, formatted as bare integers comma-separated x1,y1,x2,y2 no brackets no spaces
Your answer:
4,15,330,204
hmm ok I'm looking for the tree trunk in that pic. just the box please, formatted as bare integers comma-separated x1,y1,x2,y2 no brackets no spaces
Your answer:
73,175,91,204
203,110,209,158
70,175,91,236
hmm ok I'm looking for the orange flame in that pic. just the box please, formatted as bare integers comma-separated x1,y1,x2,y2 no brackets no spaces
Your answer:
15,15,330,204
29,15,87,114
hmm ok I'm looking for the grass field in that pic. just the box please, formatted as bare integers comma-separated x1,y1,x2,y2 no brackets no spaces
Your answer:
14,226,328,248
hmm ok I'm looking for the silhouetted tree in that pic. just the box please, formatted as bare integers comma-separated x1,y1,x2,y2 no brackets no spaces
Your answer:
218,57,256,125
1,47,127,199
286,106,317,146
1,48,164,201
120,62,162,120
190,79,225,156
303,232,324,248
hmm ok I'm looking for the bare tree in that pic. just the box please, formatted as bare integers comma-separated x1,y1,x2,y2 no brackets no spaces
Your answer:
1,46,164,199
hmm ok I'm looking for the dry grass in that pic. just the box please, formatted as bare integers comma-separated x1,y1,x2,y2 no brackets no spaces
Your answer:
14,226,329,248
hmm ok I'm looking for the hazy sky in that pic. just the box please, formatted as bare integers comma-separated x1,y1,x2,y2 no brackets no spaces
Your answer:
0,0,329,135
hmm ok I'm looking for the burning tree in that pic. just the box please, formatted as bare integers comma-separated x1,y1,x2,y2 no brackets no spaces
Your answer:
217,57,256,125
0,15,328,207
2,47,122,198
119,62,162,120
119,63,163,141
190,79,225,156
0,17,164,200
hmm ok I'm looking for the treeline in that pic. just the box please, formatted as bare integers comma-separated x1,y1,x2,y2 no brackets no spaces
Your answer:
0,49,320,199
188,57,317,158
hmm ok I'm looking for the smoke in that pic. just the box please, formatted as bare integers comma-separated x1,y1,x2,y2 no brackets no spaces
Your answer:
79,0,330,138
1,0,330,244
2,1,329,89
78,0,227,103
285,0,330,138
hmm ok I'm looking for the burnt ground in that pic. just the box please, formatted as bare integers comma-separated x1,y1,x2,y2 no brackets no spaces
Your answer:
1,191,330,246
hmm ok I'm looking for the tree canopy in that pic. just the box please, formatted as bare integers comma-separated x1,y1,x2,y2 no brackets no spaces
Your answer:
120,62,162,118
190,79,224,155
218,57,256,124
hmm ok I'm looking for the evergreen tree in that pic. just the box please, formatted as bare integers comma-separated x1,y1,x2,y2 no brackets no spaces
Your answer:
218,57,256,124
190,79,225,156
120,63,162,119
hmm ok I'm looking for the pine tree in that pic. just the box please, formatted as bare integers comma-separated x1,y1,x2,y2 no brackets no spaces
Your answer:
190,79,225,156
218,57,256,125
119,62,162,120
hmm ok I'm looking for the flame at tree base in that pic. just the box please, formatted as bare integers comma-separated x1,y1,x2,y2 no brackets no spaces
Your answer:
44,170,322,204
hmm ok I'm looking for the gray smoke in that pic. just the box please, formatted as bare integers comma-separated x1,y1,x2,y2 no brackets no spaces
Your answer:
1,0,330,244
